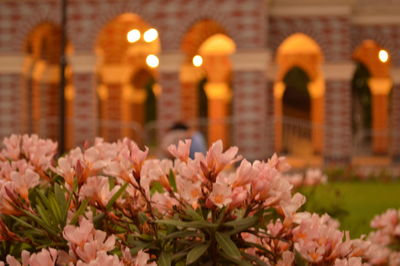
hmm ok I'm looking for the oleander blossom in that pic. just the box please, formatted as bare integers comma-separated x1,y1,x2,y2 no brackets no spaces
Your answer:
0,134,388,265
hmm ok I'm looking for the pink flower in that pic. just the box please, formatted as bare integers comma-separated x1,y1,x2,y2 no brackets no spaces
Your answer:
133,250,157,266
140,159,173,195
203,140,241,178
232,159,257,187
304,169,327,186
293,214,344,263
168,139,191,162
267,219,284,238
209,182,232,208
0,182,20,215
229,186,248,209
21,134,57,171
63,218,94,248
334,257,365,266
176,178,202,208
6,248,58,266
79,176,121,208
276,251,294,266
267,153,291,172
151,192,179,215
75,231,115,263
76,251,122,266
122,138,148,179
1,135,21,160
10,169,40,200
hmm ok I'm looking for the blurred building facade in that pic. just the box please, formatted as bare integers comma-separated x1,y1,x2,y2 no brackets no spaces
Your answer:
0,0,399,164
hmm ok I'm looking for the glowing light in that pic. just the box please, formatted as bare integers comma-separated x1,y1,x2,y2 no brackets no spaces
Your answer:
192,55,203,67
127,29,141,43
379,49,389,63
146,54,159,68
144,28,158,43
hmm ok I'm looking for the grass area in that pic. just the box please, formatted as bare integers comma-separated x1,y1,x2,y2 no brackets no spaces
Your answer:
300,181,400,238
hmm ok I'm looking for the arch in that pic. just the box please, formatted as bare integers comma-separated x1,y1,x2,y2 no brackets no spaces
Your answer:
352,40,392,155
281,67,312,155
85,1,162,52
352,40,391,78
274,33,325,156
180,19,236,148
14,12,60,52
181,19,228,59
270,27,327,61
22,22,74,148
276,33,323,82
95,12,160,142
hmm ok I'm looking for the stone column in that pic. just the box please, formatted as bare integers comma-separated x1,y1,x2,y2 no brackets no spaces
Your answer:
0,55,26,138
308,76,325,154
70,54,97,147
202,54,232,147
180,63,203,122
324,80,352,164
231,51,270,160
391,82,400,162
158,52,183,134
368,77,392,154
273,81,285,153
31,61,60,141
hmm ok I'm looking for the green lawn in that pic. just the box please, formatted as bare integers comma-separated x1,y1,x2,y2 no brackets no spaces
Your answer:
299,181,400,237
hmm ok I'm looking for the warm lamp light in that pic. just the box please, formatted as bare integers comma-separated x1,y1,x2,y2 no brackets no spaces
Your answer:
146,54,159,68
192,55,203,67
379,49,389,63
144,28,158,43
127,29,140,43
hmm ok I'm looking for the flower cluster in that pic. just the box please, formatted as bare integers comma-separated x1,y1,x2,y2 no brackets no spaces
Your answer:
0,134,380,265
365,209,400,265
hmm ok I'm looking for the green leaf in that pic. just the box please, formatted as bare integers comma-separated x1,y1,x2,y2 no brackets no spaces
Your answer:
165,230,198,240
184,208,204,221
20,209,59,236
156,219,218,229
215,232,241,260
54,184,67,211
225,216,259,235
168,170,177,192
186,243,209,265
241,252,268,266
224,216,258,228
106,182,128,210
69,199,89,225
158,251,172,266
150,181,164,194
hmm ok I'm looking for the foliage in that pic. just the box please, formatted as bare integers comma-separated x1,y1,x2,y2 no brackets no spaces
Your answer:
0,134,395,265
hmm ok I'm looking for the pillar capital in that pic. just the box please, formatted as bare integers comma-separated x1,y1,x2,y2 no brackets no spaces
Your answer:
368,77,393,95
158,52,184,73
0,54,24,74
205,82,231,101
69,53,97,73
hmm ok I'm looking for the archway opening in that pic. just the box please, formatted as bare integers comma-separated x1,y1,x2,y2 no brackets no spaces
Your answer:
274,33,324,157
23,22,74,148
96,13,160,143
352,40,392,155
180,20,236,148
282,67,312,155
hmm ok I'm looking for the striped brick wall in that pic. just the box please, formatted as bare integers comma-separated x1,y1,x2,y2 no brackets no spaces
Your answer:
269,16,351,63
352,24,399,66
233,71,269,160
391,83,400,162
157,71,181,131
324,80,352,164
72,73,97,147
0,74,21,139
